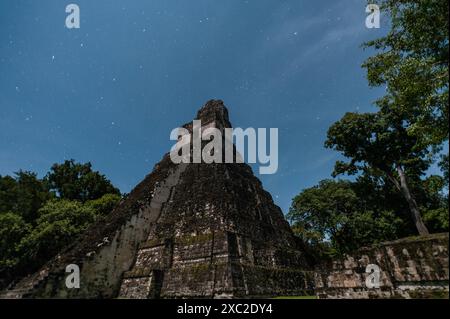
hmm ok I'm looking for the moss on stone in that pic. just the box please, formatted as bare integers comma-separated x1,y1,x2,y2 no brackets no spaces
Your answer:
176,233,214,245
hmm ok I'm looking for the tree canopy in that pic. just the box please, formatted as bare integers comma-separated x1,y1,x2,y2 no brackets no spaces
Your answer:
0,171,53,224
290,0,448,255
45,160,120,202
325,109,431,234
0,160,121,289
363,0,448,148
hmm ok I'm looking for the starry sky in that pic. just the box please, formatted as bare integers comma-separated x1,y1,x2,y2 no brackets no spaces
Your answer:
0,0,388,213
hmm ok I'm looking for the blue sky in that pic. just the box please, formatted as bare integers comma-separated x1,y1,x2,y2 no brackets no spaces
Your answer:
0,0,388,213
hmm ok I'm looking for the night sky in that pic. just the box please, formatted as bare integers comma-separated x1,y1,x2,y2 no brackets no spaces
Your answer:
0,0,387,213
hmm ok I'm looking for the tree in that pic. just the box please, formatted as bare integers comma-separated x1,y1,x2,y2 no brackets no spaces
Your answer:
0,212,31,288
0,213,31,270
45,160,120,202
325,111,432,234
363,0,449,148
0,162,122,288
323,0,449,236
0,172,52,224
0,176,17,214
85,193,121,218
288,179,403,256
289,0,448,254
421,160,449,233
0,194,121,288
18,200,98,267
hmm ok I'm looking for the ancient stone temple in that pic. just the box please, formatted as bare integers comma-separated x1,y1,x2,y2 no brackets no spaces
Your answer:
3,100,313,299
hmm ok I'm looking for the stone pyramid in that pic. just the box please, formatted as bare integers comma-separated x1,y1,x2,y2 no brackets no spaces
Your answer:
3,100,313,299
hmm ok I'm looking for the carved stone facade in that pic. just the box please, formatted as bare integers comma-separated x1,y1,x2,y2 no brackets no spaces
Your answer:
315,233,449,299
2,100,313,299
2,100,446,299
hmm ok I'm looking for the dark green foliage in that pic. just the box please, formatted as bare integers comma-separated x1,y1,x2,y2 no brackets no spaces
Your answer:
0,176,17,214
0,161,121,288
289,175,448,256
0,171,53,223
0,213,31,269
363,0,449,147
45,159,120,202
288,179,404,256
325,112,433,178
18,200,98,267
290,0,449,254
325,109,433,234
85,193,122,218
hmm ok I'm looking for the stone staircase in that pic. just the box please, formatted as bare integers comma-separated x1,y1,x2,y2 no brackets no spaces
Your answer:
1,269,51,299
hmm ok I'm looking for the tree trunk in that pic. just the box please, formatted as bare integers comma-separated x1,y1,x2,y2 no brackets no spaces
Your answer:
387,165,429,235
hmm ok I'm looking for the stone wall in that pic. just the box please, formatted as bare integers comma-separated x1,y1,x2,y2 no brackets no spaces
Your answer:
315,233,449,299
118,228,314,299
